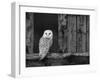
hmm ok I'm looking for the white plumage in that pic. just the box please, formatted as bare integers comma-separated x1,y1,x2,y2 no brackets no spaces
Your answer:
39,30,53,60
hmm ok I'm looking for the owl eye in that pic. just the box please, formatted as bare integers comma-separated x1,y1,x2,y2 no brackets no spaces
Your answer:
45,33,47,35
49,33,51,35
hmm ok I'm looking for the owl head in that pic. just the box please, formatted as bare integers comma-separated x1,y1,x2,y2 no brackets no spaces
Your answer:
43,30,53,39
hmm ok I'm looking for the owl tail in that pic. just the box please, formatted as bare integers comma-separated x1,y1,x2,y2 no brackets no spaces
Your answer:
39,53,47,60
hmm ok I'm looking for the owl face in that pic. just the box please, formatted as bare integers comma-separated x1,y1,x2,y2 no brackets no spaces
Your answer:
43,30,53,39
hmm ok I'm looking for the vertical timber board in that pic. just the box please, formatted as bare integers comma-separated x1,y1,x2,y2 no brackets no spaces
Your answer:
67,15,72,53
58,14,67,53
63,14,68,53
58,14,89,54
81,16,86,53
76,15,82,53
31,13,34,54
86,16,89,52
26,13,34,54
70,16,76,53
58,14,63,52
76,15,87,53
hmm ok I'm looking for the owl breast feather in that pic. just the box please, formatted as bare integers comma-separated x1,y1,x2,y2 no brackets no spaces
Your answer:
39,37,53,60
40,38,52,47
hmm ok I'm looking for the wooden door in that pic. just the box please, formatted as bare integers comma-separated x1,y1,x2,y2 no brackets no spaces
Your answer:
58,14,89,55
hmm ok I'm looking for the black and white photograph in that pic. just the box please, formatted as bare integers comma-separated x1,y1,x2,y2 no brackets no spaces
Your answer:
26,12,90,67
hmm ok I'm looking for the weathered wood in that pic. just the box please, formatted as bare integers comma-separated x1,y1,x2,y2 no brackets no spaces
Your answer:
81,16,86,52
70,15,76,53
67,15,72,53
26,13,34,54
86,16,89,52
58,14,63,52
76,16,82,53
26,14,89,57
58,14,89,54
26,53,89,60
58,14,67,53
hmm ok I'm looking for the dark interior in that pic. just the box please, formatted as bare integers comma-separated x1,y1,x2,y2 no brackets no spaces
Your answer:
33,13,59,53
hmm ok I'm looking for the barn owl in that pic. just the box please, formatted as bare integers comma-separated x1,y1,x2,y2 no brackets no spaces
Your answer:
39,30,53,60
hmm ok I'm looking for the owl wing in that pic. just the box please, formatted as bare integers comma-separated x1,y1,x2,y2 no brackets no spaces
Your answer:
39,37,50,60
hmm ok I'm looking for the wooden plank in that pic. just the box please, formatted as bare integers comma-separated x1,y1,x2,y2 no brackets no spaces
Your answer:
58,14,67,53
31,13,34,53
67,15,72,53
86,16,89,52
58,14,63,52
26,53,89,60
70,15,76,53
26,13,34,54
81,16,86,52
63,15,68,53
76,15,82,53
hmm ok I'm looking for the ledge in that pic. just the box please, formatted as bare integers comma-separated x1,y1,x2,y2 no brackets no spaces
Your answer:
26,53,89,60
